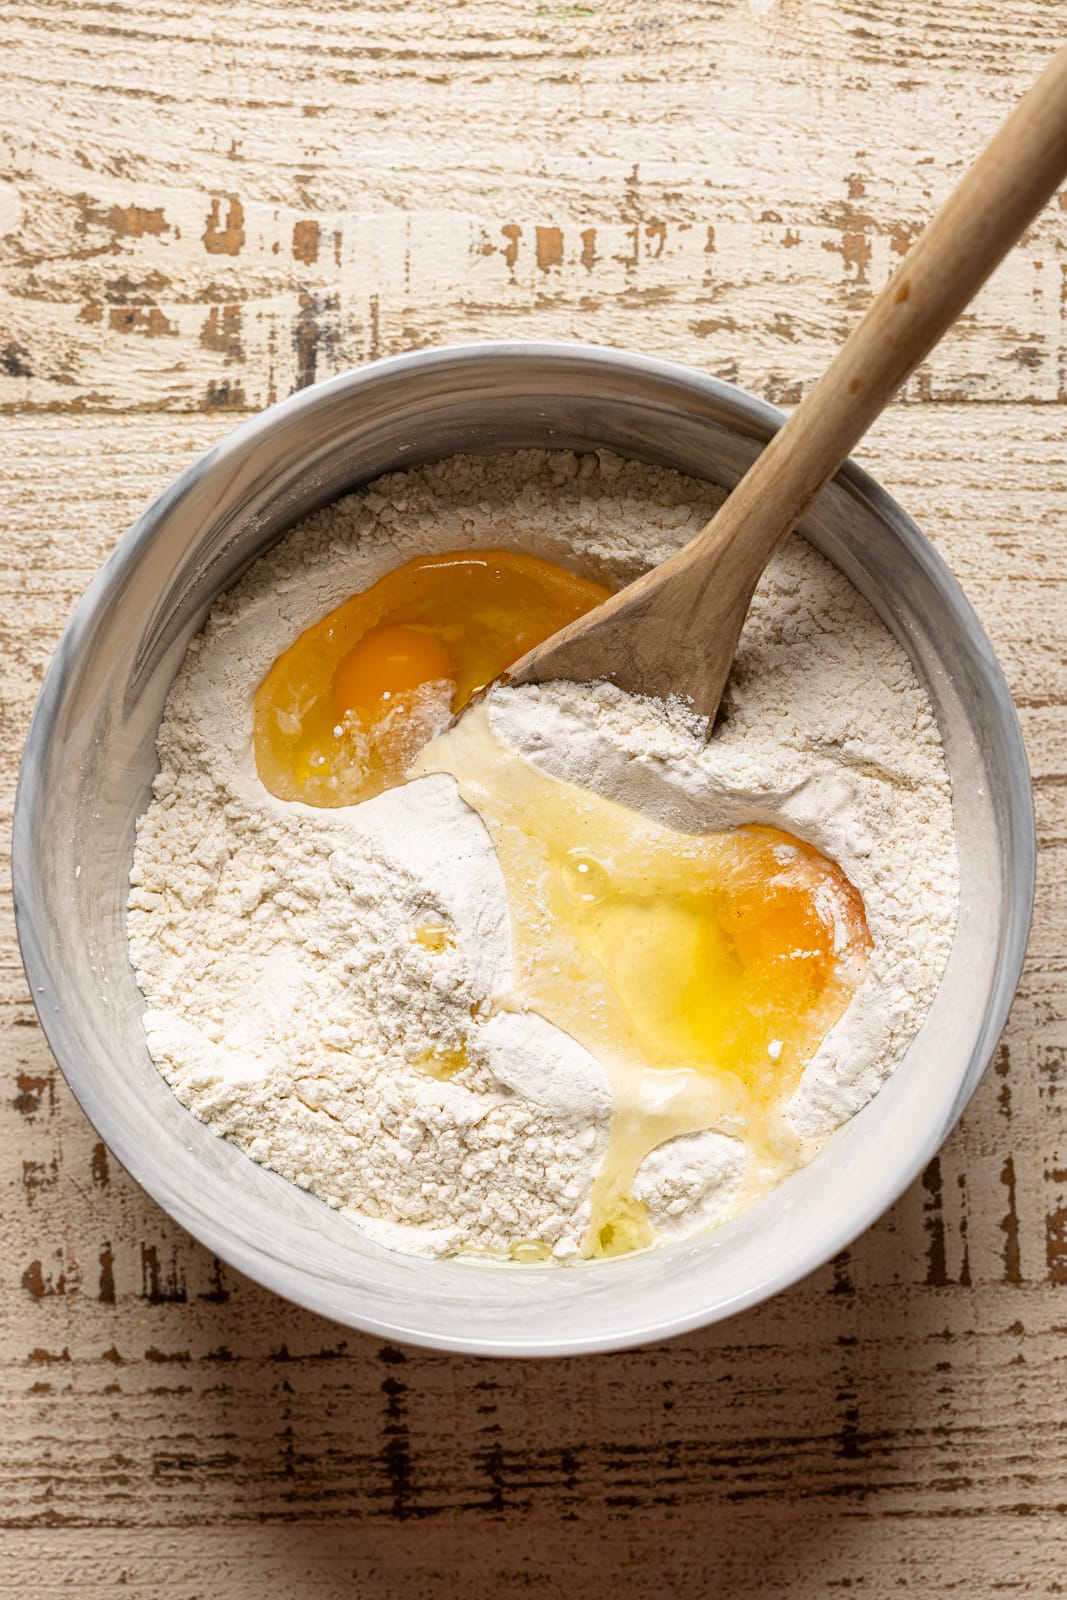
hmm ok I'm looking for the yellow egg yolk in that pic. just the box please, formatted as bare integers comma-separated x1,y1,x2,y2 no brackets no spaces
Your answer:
253,549,612,806
333,624,454,715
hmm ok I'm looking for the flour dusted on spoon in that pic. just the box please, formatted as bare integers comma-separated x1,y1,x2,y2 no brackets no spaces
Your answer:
127,450,959,1262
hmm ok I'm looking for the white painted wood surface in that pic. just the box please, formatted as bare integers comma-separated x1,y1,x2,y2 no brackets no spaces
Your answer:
2,4,1066,1595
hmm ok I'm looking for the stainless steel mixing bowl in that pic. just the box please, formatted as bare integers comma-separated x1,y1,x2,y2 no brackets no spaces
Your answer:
13,343,1035,1355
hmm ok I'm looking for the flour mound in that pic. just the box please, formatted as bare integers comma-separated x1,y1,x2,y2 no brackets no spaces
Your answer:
128,449,959,1260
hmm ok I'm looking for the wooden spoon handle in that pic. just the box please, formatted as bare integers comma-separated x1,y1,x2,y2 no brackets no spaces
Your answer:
509,45,1067,720
713,40,1067,580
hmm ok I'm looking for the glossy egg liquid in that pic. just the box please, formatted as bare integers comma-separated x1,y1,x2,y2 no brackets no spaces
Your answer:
416,704,873,1258
253,549,611,806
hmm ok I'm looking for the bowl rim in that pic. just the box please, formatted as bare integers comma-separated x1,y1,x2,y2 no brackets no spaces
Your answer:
13,339,1037,1355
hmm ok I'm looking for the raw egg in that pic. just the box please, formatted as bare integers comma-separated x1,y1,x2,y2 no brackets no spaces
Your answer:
254,549,611,806
416,703,873,1257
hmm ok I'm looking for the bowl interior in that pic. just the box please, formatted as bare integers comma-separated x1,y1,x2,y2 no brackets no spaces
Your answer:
14,345,1034,1354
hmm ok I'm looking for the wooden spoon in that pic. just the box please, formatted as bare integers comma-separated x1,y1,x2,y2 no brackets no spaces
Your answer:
506,45,1067,723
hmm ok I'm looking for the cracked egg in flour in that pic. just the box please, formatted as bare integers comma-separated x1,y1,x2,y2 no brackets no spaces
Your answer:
252,546,872,1259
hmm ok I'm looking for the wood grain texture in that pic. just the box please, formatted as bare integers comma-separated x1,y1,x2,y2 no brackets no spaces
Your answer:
2,3,1066,1595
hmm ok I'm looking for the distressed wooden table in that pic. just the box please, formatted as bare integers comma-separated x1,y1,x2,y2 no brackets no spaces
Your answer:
3,3,1066,1594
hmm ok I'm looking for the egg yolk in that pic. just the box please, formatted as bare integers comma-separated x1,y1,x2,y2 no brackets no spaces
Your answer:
253,549,611,807
333,625,454,714
251,550,614,806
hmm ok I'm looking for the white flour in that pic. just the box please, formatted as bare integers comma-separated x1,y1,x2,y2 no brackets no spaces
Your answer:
127,450,959,1261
